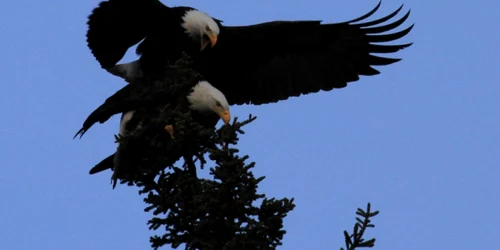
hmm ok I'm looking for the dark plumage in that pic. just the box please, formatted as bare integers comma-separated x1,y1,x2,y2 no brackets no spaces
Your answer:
86,0,214,77
86,0,414,105
74,74,229,139
74,66,230,187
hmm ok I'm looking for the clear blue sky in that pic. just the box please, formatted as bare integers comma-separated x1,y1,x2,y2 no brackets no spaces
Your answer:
1,0,498,249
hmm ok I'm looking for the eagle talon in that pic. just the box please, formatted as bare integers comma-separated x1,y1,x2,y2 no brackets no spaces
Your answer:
165,125,175,139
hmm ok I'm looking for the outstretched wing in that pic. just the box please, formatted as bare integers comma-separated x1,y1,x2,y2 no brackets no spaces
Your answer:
197,1,414,105
86,0,168,68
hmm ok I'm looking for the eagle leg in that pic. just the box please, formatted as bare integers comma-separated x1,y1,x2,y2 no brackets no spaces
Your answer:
165,125,175,139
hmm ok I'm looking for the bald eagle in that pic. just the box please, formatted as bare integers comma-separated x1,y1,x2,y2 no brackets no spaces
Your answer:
74,70,230,187
86,0,414,105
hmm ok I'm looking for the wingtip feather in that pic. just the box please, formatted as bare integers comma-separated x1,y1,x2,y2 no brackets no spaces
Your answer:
342,1,382,24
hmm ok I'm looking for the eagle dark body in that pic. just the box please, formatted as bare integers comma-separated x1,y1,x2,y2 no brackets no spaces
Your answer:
86,0,414,105
74,65,207,139
75,64,223,184
88,101,219,186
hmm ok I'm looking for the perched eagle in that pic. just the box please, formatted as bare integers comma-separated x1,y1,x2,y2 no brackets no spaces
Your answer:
74,67,230,187
86,0,414,105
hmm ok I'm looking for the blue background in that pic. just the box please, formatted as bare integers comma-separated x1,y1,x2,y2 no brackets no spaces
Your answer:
1,0,498,249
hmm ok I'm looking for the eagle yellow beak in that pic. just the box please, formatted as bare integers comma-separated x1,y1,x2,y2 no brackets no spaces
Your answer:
201,33,218,51
209,33,217,48
218,110,231,125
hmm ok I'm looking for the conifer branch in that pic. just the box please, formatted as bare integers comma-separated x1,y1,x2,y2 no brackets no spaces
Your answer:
341,203,379,250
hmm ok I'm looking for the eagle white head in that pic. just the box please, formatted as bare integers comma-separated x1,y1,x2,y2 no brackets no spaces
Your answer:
187,80,230,124
181,10,220,51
